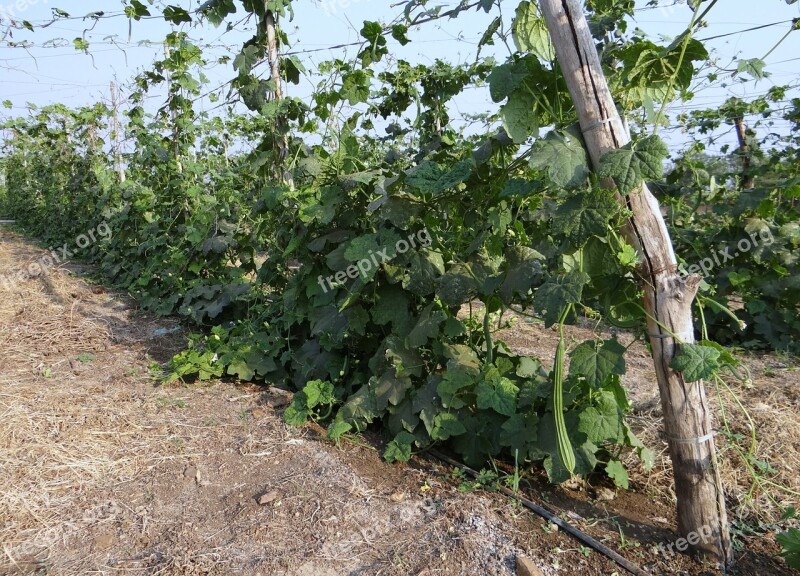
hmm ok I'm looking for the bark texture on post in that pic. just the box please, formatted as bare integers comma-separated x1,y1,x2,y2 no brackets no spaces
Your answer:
538,0,733,570
734,116,754,189
110,82,125,183
264,10,292,188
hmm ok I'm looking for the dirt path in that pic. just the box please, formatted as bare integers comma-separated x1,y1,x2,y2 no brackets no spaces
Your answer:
1,228,797,576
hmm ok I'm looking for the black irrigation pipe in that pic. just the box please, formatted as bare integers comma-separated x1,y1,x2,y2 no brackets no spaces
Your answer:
427,449,649,576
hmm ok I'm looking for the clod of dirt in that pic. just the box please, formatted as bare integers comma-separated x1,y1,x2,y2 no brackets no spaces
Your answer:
515,555,545,576
257,490,280,505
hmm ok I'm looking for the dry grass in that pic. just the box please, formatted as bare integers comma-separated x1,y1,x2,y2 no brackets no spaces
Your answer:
0,231,191,572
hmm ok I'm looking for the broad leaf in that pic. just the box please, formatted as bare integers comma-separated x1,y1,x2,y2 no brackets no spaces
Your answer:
554,189,619,247
529,128,590,189
476,374,519,416
598,135,669,194
512,1,554,60
569,338,626,388
384,430,416,463
670,343,721,382
605,459,629,489
431,412,467,440
533,271,591,327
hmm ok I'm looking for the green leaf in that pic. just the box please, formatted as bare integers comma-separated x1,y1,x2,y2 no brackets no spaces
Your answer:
529,128,590,189
776,528,800,569
303,379,335,408
605,459,629,489
431,412,467,440
370,370,413,411
371,285,412,333
499,246,545,305
437,348,480,409
341,69,371,105
500,90,539,143
578,390,625,444
476,373,519,417
391,24,410,45
598,135,669,194
437,263,480,306
283,395,311,426
554,189,619,247
487,60,529,103
198,0,234,26
533,271,591,327
384,431,416,463
451,412,503,467
736,58,767,80
670,343,721,382
327,420,352,440
499,412,539,457
344,233,380,261
407,303,446,347
406,159,472,195
512,1,554,60
163,5,192,24
569,338,626,388
498,178,541,199
73,38,90,53
402,249,445,296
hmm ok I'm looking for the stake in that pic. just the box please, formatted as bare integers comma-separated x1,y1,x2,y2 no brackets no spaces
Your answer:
537,0,733,569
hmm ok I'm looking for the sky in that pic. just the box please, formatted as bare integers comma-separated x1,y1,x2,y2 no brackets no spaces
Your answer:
0,0,798,152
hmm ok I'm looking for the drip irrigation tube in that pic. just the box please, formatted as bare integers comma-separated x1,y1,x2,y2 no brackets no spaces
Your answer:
428,449,649,576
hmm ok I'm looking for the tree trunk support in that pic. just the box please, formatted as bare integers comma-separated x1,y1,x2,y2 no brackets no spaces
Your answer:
538,0,733,569
734,116,754,189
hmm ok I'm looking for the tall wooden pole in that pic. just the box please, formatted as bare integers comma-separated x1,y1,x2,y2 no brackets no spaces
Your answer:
110,82,125,183
538,0,733,569
264,9,292,188
733,116,754,189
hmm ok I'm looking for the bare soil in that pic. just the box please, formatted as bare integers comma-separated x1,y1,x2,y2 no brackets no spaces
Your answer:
1,227,798,576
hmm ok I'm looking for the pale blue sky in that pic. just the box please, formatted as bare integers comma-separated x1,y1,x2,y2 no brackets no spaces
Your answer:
1,1,798,151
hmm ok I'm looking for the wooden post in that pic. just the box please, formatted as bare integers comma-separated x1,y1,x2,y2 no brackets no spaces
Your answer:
164,43,182,174
110,82,126,183
538,0,733,569
733,116,754,189
264,9,292,188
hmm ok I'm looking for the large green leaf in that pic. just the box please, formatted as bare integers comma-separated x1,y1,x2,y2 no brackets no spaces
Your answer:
431,412,467,440
499,245,545,305
553,189,619,247
500,90,539,143
577,389,625,444
476,372,519,416
407,303,446,347
533,271,591,327
384,431,416,463
598,134,669,194
512,1,554,60
670,343,721,382
569,338,626,388
529,128,590,189
341,69,371,105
